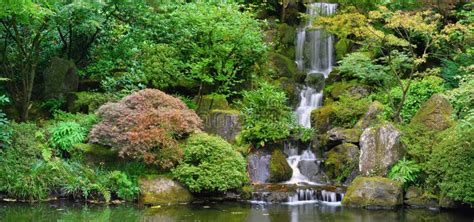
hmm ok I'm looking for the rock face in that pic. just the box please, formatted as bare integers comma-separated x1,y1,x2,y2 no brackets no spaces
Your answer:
326,128,361,148
411,93,453,131
194,94,229,117
204,110,241,143
247,151,271,184
269,150,293,183
404,186,438,209
139,176,192,205
342,177,403,209
359,123,405,176
305,73,325,92
355,101,384,130
298,160,329,184
44,57,78,99
325,143,359,183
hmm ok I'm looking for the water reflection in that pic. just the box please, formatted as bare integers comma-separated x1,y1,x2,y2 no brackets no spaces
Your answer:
0,201,472,222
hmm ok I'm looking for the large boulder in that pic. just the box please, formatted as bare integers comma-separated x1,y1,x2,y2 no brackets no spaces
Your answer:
269,150,292,183
325,143,360,183
297,160,329,184
342,177,403,209
139,176,192,205
247,151,271,184
203,110,241,143
305,73,325,92
325,128,362,148
359,123,405,176
325,81,369,101
311,105,336,134
355,101,384,130
411,93,453,131
44,57,78,99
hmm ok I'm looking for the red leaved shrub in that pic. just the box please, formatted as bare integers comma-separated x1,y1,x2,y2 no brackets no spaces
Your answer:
88,89,202,169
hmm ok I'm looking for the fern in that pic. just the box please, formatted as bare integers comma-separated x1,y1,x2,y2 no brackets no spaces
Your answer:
48,122,87,152
388,157,422,190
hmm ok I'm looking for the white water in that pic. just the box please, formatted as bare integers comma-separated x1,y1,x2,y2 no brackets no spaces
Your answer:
284,3,340,205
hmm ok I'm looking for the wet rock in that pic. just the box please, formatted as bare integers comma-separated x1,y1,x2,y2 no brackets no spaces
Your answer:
139,176,192,205
305,73,325,92
325,143,359,183
411,93,453,131
203,110,241,143
326,128,362,148
355,101,384,130
342,177,403,209
404,186,439,209
44,57,78,99
247,151,271,184
359,123,405,176
269,150,293,183
298,160,329,184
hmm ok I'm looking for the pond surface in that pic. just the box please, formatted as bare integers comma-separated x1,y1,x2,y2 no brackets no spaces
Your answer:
0,201,472,222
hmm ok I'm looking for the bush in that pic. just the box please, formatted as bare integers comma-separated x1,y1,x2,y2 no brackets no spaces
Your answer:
89,89,202,170
447,75,474,119
172,133,248,193
0,94,11,148
48,122,88,152
238,82,295,147
332,94,371,128
426,117,474,205
389,76,445,123
388,157,422,190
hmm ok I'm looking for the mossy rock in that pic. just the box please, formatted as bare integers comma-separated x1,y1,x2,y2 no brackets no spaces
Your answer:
268,150,292,183
404,186,439,209
73,143,118,164
43,57,78,99
203,109,241,143
139,175,192,205
269,52,303,79
311,105,336,134
410,93,453,131
355,101,385,130
194,94,229,117
326,128,362,148
324,80,369,101
325,143,359,183
67,91,116,113
342,177,403,209
335,38,350,61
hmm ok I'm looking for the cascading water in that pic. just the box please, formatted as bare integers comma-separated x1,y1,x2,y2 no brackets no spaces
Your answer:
282,2,339,204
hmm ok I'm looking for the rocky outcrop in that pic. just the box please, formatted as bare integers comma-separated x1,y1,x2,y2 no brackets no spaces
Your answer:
411,93,453,131
404,186,439,209
355,101,384,130
247,151,271,184
325,128,362,148
326,81,369,101
305,73,325,92
359,123,405,176
298,160,329,184
139,176,192,205
194,94,229,117
342,177,403,209
311,105,336,134
44,57,78,99
204,110,241,143
269,150,293,183
325,143,359,183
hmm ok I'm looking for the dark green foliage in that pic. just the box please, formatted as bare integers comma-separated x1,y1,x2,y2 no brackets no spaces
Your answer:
172,133,248,192
398,123,438,163
0,94,11,148
268,150,292,183
441,52,473,88
331,95,371,128
386,76,445,123
426,116,474,205
447,75,474,119
48,122,87,152
238,82,295,147
388,157,422,190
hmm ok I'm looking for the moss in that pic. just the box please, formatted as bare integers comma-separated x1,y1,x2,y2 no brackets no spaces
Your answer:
325,80,367,101
268,150,292,183
335,38,350,61
194,94,229,116
311,105,336,134
240,185,254,200
410,93,453,131
269,52,302,79
73,143,118,164
68,92,116,113
210,109,240,115
342,177,403,208
325,143,359,182
139,175,192,205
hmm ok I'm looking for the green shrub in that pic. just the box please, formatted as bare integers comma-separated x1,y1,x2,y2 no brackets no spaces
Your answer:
426,116,474,205
106,171,140,201
0,94,11,148
447,75,474,119
332,94,371,128
172,133,248,192
441,52,473,89
50,111,99,131
48,122,88,152
398,123,438,163
388,157,422,190
389,76,445,123
238,82,295,147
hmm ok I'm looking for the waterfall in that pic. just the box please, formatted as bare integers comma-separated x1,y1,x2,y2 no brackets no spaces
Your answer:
295,2,337,128
285,2,337,187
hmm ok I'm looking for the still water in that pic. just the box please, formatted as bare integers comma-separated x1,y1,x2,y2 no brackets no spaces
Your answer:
0,201,472,222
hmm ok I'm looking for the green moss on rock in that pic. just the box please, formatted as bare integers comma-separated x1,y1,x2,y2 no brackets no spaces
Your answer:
342,177,403,209
325,143,359,183
194,94,229,117
311,105,336,134
269,150,292,183
139,175,192,205
411,93,453,131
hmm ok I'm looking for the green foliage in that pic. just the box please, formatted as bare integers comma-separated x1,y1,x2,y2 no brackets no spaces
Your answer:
106,171,140,201
332,94,371,128
40,98,66,114
48,122,87,152
238,82,295,147
447,74,474,119
50,111,99,131
388,157,422,190
172,133,248,192
426,116,474,205
0,94,11,148
389,76,445,123
337,52,390,85
441,52,474,88
399,123,438,163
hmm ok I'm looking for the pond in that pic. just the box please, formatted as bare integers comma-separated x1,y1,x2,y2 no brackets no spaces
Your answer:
0,201,472,222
